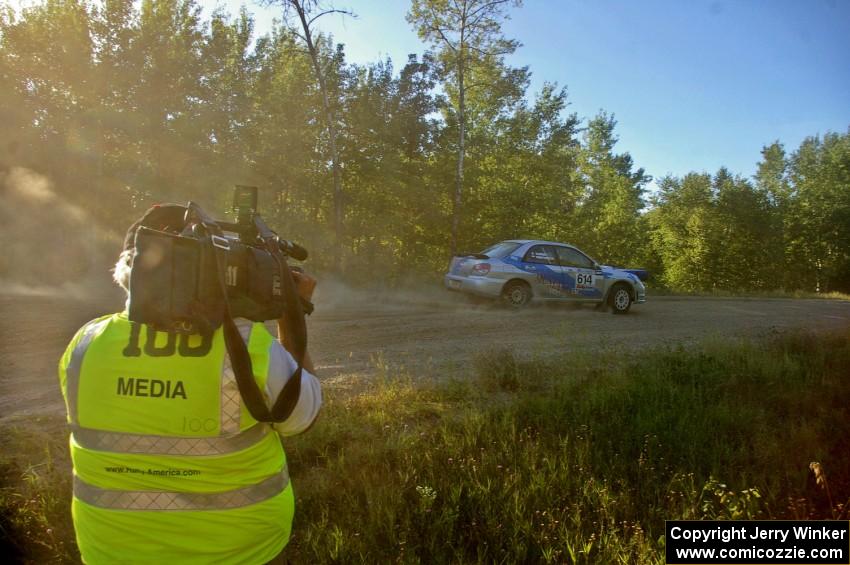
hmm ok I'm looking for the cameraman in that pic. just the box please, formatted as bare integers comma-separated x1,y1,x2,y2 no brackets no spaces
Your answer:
58,204,322,564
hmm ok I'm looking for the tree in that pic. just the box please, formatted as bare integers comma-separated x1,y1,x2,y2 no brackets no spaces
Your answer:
199,7,254,186
247,24,325,250
407,0,522,257
754,141,791,287
0,0,95,189
648,173,716,290
89,0,143,221
266,0,354,271
133,0,206,201
574,112,649,266
470,83,579,248
787,130,850,293
712,168,776,290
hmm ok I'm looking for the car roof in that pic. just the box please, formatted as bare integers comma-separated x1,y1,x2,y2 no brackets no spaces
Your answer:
504,239,577,247
498,240,599,264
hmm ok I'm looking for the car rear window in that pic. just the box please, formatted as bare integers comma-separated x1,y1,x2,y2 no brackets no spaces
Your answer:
480,242,522,258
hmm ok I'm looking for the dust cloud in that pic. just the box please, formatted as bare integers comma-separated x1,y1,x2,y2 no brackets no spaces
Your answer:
0,167,461,309
312,276,481,315
0,168,123,302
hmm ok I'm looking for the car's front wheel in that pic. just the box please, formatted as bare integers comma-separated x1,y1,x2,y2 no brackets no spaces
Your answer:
502,280,532,308
609,283,632,314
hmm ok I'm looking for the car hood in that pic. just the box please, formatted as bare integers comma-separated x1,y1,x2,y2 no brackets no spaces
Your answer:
600,265,645,282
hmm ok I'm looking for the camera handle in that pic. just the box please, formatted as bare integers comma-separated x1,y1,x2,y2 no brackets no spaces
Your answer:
186,202,306,424
252,216,313,314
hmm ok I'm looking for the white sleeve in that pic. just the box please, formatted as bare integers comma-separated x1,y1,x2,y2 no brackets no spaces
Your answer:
264,340,322,436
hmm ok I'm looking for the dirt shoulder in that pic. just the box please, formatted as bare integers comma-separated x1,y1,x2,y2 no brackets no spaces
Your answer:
2,289,849,424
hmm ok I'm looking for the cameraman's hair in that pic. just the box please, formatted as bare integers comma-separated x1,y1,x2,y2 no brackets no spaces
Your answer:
113,250,133,294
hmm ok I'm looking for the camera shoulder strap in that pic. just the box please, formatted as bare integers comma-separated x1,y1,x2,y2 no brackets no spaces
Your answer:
267,251,305,421
190,204,304,424
255,219,307,422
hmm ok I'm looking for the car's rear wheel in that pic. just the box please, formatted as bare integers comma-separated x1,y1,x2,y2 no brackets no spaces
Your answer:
609,283,632,314
502,280,532,307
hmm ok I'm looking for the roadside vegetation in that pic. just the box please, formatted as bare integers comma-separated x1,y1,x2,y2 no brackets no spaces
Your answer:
645,287,850,301
3,329,849,563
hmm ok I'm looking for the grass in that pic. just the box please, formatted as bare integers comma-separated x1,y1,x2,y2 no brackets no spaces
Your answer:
0,417,76,563
646,286,850,301
2,330,850,563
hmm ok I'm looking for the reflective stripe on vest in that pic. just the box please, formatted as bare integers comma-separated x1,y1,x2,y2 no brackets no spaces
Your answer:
66,318,111,425
72,423,269,456
73,467,289,511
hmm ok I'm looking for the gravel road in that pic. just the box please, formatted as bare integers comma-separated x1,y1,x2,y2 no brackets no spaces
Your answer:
2,289,849,423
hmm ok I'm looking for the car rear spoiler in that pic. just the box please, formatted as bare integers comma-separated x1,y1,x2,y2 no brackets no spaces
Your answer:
457,253,489,259
623,268,650,281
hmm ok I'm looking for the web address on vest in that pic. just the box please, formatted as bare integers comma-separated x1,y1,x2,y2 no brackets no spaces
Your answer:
104,466,201,477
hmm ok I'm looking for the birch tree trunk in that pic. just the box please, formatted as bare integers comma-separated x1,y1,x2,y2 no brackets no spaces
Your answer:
293,2,344,271
451,49,465,257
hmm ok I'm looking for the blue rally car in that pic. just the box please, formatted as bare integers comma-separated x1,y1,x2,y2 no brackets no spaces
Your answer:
444,240,647,313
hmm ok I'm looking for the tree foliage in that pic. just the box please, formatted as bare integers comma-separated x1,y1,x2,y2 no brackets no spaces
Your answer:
1,0,848,292
648,133,850,293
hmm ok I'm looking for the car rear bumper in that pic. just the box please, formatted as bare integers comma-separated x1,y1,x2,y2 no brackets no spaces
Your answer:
444,274,504,298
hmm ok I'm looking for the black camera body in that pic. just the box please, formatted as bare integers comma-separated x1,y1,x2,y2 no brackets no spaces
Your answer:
128,186,309,334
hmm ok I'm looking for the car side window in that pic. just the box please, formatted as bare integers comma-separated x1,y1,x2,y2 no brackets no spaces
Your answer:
555,246,595,269
524,245,557,265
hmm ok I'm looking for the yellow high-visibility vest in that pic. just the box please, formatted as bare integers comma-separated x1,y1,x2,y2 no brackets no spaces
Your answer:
59,312,293,564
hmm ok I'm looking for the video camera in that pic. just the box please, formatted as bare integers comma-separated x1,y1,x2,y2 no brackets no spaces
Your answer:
128,185,312,334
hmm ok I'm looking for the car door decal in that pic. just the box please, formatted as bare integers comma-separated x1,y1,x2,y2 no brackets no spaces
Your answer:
553,246,604,299
503,250,607,299
503,256,574,296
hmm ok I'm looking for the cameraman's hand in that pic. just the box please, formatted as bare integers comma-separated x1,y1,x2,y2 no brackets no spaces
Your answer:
292,270,317,303
277,270,316,374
